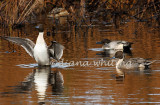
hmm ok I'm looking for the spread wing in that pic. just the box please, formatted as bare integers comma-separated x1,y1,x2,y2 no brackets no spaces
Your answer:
1,36,35,57
49,41,64,61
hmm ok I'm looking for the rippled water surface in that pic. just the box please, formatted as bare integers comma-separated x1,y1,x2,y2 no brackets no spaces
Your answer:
0,18,160,105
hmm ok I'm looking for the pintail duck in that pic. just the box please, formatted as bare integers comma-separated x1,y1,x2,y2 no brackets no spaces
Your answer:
1,24,64,66
96,39,133,51
114,51,152,71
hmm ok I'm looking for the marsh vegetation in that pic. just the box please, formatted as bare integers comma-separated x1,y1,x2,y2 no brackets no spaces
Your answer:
0,0,159,28
0,0,160,105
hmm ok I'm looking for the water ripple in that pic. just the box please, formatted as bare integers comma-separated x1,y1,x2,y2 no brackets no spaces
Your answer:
89,48,104,51
16,62,72,68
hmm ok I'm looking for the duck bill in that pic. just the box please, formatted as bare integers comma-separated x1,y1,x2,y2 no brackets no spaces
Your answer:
111,56,116,59
35,25,40,29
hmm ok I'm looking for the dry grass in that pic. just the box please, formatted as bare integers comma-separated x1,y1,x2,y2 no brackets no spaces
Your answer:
0,0,159,27
0,0,45,27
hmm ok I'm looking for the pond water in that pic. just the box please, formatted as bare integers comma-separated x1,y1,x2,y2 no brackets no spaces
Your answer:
0,16,160,105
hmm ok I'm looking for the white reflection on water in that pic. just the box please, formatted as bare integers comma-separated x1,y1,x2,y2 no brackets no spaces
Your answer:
16,62,72,68
0,66,64,104
147,94,160,95
34,67,50,103
133,102,160,104
89,48,104,51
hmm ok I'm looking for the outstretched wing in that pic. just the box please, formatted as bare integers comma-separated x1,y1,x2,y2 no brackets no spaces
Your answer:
1,36,35,57
49,41,64,61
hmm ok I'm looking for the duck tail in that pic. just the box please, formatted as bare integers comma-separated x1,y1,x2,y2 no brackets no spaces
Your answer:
149,60,157,64
145,60,155,66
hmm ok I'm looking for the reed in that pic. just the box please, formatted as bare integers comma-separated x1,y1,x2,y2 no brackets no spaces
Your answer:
0,0,159,27
0,0,44,27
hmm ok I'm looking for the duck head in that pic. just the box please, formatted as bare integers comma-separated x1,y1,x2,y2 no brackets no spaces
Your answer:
35,24,44,32
115,51,124,59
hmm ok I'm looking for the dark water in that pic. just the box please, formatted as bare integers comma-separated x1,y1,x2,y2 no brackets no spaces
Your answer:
0,16,160,105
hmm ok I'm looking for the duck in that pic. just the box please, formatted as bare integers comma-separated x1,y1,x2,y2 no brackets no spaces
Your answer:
47,7,69,18
114,51,152,71
96,39,133,51
1,24,64,66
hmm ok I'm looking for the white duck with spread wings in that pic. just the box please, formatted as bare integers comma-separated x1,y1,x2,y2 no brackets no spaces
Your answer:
1,24,64,66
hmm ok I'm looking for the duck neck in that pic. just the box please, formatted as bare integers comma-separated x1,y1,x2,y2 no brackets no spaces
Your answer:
116,68,124,76
36,32,45,45
116,59,123,69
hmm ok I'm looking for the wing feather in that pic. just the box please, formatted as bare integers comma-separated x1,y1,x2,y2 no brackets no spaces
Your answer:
1,36,35,57
49,41,64,61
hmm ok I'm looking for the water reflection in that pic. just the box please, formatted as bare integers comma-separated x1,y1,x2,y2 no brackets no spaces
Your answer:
2,66,64,104
48,69,64,95
112,67,152,82
96,49,132,58
34,67,64,104
34,66,50,103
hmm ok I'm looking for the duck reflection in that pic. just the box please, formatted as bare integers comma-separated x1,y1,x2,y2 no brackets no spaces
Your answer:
48,69,64,95
34,66,64,103
111,68,125,82
34,66,50,103
6,66,64,104
113,67,152,82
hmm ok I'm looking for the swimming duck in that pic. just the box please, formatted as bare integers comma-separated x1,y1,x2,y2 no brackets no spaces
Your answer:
96,39,133,51
114,51,152,71
1,24,64,66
